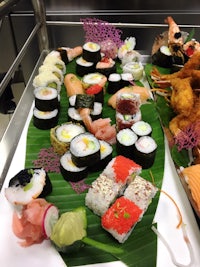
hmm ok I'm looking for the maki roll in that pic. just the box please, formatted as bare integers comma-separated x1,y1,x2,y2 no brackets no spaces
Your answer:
101,196,143,243
107,73,121,94
82,42,101,63
122,61,144,81
75,94,95,109
50,122,85,155
116,128,138,159
116,110,142,131
102,155,142,186
60,151,88,182
96,57,116,77
67,107,83,124
39,64,64,83
131,120,152,137
33,71,62,92
90,102,103,120
34,87,59,111
89,140,113,172
85,84,104,104
133,136,157,169
152,45,173,68
82,72,107,89
43,54,66,74
70,133,101,167
85,174,123,216
33,108,59,130
5,168,52,206
120,73,134,87
124,175,158,212
76,57,94,77
116,92,141,115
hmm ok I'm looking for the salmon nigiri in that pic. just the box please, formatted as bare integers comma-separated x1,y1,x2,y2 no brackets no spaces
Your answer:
64,73,85,96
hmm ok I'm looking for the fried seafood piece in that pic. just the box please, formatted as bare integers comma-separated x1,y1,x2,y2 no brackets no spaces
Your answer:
170,77,194,116
169,100,200,135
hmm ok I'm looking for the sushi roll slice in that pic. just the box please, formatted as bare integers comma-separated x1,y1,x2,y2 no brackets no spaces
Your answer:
82,72,107,89
33,108,59,130
39,64,64,83
85,174,123,216
101,196,143,243
33,71,62,92
76,57,94,77
116,128,138,159
70,132,100,167
131,120,152,137
96,57,116,77
102,155,142,186
82,42,101,63
60,151,88,182
152,45,173,68
133,136,157,169
116,110,142,131
116,92,141,115
75,94,95,109
124,175,158,212
89,140,113,172
67,107,83,124
50,122,86,155
5,168,52,206
34,87,59,111
43,54,66,74
107,73,121,94
120,73,134,87
85,84,104,104
90,102,103,120
122,61,144,81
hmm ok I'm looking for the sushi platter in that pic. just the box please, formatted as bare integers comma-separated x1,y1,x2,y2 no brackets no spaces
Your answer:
0,18,200,267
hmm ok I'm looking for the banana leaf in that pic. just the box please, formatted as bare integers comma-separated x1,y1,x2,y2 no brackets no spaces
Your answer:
25,60,165,267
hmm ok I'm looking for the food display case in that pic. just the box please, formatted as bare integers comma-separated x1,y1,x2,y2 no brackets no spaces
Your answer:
0,1,200,267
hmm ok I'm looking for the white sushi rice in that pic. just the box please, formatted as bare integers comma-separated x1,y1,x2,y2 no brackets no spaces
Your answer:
124,175,158,211
34,87,58,100
33,107,58,119
68,107,82,121
5,168,46,205
39,64,64,83
99,140,113,160
83,42,100,52
121,72,133,82
116,110,142,123
55,123,85,143
90,102,102,116
135,136,157,154
85,174,123,216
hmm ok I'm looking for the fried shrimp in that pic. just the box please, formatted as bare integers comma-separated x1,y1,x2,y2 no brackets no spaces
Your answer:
165,16,183,45
170,77,194,116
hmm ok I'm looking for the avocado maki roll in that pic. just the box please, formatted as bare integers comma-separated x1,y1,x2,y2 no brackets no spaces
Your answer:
82,42,101,63
70,133,100,167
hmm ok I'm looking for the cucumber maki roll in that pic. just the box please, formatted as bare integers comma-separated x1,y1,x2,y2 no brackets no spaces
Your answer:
60,152,88,182
131,120,152,137
34,87,59,111
70,133,100,167
5,168,52,206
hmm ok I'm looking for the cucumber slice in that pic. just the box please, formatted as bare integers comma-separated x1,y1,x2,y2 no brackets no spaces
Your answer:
42,204,59,238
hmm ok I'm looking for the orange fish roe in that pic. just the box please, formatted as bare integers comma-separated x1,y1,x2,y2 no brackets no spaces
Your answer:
113,155,141,183
102,196,143,234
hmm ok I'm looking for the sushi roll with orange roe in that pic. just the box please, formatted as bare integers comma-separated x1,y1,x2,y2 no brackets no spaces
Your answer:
101,196,143,243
